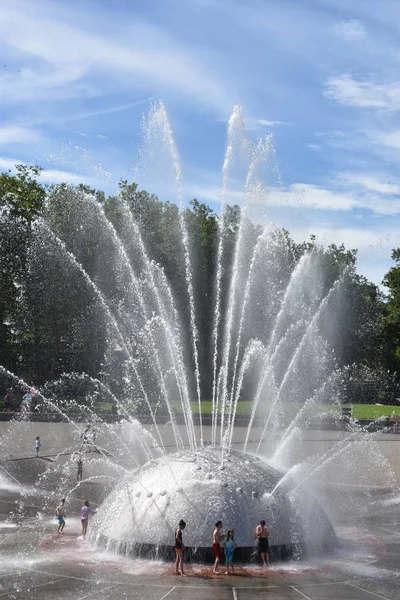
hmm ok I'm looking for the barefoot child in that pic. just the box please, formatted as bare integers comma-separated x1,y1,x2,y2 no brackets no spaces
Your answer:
56,499,66,533
255,519,270,566
80,500,96,539
212,520,226,574
224,529,237,575
174,519,186,576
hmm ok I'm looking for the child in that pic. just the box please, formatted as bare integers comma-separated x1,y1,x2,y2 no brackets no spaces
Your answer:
77,457,83,482
224,529,236,575
35,436,40,457
255,519,270,567
212,520,226,574
55,499,66,533
80,500,96,539
174,519,186,576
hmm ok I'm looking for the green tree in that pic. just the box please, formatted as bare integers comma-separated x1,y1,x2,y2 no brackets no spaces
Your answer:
382,249,400,371
0,165,46,374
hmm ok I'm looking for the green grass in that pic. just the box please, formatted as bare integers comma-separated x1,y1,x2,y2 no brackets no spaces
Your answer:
93,402,113,413
173,401,400,421
1,397,399,421
183,400,252,415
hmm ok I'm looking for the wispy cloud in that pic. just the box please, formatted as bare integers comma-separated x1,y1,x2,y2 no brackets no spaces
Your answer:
367,129,400,151
0,2,233,114
0,125,42,144
333,20,367,41
65,99,152,123
337,172,400,195
324,74,400,111
187,179,400,216
273,181,400,216
73,131,109,140
0,156,96,185
245,118,289,130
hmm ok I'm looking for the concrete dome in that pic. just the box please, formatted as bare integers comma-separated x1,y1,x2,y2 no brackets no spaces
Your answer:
92,448,336,560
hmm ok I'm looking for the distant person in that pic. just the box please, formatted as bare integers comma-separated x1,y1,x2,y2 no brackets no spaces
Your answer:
77,457,83,482
255,519,270,567
80,426,91,451
224,529,237,575
174,519,186,576
80,500,96,539
35,436,41,457
22,390,34,411
3,389,14,412
90,428,98,451
56,499,66,534
212,520,226,574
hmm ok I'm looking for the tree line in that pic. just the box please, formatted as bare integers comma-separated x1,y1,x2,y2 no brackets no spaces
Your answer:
1,165,400,404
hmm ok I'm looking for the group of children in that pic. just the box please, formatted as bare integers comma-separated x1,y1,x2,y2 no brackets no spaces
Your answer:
174,518,270,576
55,498,97,539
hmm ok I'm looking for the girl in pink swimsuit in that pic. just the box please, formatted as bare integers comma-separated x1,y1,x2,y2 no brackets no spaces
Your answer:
80,500,96,538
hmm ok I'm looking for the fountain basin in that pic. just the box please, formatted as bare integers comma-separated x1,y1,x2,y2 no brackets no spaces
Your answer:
92,448,336,562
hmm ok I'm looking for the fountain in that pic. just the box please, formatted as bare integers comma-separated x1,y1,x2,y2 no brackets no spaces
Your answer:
0,102,398,567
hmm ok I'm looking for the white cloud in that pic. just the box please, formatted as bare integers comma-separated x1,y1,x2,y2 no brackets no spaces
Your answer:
0,3,233,113
0,65,89,103
324,74,400,111
290,224,400,286
39,169,94,185
0,125,42,144
0,156,95,185
245,118,289,130
368,129,400,151
64,99,151,123
186,175,400,216
0,157,21,171
269,184,361,212
291,225,396,253
337,172,400,195
333,20,367,41
278,182,400,216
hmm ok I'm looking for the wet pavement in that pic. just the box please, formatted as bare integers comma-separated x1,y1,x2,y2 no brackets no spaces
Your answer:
1,424,400,598
1,483,400,599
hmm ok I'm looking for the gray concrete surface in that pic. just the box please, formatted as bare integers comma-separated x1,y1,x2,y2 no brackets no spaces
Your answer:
2,421,400,481
1,422,400,598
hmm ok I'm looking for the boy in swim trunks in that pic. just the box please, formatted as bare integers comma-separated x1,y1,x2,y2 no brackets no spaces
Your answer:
56,499,66,533
212,520,226,574
255,519,270,566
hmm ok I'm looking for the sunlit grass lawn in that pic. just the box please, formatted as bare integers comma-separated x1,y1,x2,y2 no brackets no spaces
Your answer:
2,399,399,421
174,401,400,421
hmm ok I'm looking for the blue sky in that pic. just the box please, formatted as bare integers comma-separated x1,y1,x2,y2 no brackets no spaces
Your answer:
1,0,400,286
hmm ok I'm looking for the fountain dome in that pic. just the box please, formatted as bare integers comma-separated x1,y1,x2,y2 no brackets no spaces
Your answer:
92,448,336,561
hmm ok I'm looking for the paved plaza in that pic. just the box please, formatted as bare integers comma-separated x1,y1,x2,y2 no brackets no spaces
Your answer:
1,423,400,599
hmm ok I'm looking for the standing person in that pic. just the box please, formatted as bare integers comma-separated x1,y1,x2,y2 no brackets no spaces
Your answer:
90,428,98,452
56,499,67,533
22,390,33,411
77,457,83,482
3,389,14,412
35,436,41,457
255,519,270,567
224,529,237,575
174,519,186,576
212,520,226,574
80,500,96,539
80,426,91,451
